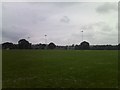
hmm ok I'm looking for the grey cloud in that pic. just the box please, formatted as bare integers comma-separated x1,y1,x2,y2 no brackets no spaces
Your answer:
0,3,2,43
60,16,70,23
2,27,28,43
28,2,79,8
69,21,117,45
80,25,93,30
102,25,113,32
53,2,81,8
118,3,120,42
80,22,113,32
2,31,21,43
68,30,95,45
96,3,117,13
93,22,113,32
2,2,117,45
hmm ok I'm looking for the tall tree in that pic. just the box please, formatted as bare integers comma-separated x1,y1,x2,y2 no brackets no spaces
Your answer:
118,44,120,50
2,42,14,49
18,39,31,49
47,42,56,49
80,41,90,50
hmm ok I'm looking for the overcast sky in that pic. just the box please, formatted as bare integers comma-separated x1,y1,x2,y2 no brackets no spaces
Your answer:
2,2,118,45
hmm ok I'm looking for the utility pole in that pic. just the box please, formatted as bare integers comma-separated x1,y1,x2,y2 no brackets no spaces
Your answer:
44,35,47,50
81,30,83,42
45,35,47,45
27,37,30,40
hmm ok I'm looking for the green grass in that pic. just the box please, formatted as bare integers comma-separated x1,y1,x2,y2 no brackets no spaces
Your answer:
0,50,2,89
2,50,118,88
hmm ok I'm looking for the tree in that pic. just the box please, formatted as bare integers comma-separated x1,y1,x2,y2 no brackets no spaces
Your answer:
118,44,120,50
47,42,56,49
39,44,46,49
18,39,31,49
80,41,90,50
2,42,14,49
75,45,80,50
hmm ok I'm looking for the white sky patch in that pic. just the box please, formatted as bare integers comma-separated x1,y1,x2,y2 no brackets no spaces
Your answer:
1,0,119,2
2,2,118,45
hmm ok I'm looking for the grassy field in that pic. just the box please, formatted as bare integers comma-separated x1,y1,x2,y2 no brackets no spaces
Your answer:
0,50,2,89
2,50,118,88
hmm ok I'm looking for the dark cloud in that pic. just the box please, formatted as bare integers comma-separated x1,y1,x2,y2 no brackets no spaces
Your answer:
60,16,70,23
96,3,117,13
2,27,28,43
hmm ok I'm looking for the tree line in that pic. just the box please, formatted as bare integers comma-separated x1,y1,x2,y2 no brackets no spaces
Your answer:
2,39,56,50
1,39,120,50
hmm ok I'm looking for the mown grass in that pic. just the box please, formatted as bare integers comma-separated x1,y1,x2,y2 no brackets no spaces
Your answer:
0,50,2,89
2,50,118,88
